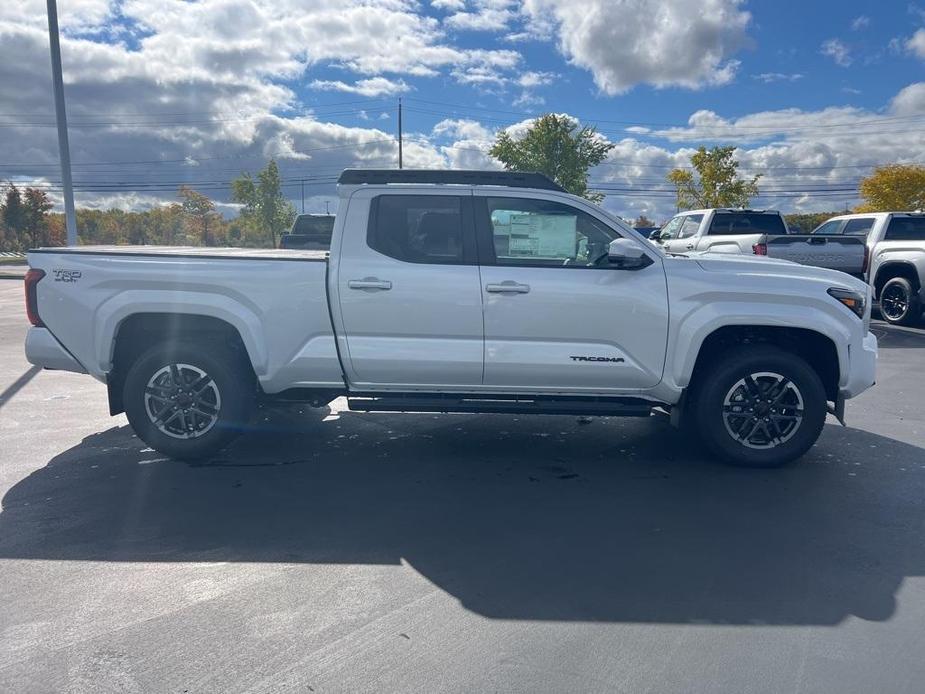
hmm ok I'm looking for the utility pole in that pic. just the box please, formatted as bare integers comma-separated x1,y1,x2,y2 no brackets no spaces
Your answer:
300,179,305,213
397,97,403,169
46,0,77,246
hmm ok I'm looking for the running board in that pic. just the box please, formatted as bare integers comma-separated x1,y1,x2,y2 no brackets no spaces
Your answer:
347,393,654,417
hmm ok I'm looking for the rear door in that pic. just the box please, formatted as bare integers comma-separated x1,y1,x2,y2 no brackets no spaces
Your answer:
871,215,925,290
474,194,669,392
333,190,484,388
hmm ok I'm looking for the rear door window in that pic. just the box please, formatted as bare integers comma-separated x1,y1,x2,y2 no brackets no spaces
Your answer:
884,217,925,241
812,220,845,235
843,218,875,237
708,213,787,236
368,195,475,264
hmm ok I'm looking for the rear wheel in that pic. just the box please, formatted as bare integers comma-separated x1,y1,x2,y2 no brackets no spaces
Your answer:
123,340,255,459
692,346,827,468
879,277,920,326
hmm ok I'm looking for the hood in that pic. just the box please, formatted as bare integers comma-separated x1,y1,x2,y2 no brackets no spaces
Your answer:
692,252,868,292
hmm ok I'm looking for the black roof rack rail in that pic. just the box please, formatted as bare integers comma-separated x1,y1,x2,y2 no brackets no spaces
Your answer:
337,168,566,192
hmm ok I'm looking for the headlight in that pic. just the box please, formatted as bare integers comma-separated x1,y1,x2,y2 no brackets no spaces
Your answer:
827,287,866,319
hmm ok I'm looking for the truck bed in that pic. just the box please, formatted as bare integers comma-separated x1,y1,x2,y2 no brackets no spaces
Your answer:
764,235,866,277
29,245,328,262
27,246,341,393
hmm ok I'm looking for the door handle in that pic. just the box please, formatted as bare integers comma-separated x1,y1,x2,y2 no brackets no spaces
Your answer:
685,243,695,250
348,278,392,291
485,281,530,294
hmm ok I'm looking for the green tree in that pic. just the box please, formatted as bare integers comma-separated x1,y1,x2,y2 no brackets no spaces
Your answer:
231,159,296,247
489,114,614,202
22,187,53,247
178,186,222,245
667,146,761,210
856,164,925,212
784,212,842,234
146,204,185,245
1,183,26,249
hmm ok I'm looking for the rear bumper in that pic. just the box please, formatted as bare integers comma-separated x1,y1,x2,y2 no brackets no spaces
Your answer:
25,327,87,374
841,330,877,400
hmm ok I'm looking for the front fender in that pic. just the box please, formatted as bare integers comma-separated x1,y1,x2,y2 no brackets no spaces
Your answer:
669,295,853,390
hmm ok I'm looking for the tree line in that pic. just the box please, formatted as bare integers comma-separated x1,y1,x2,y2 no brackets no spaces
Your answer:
0,160,296,252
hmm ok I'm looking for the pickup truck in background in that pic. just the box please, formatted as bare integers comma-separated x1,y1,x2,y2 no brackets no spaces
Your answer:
653,209,789,255
807,212,925,325
24,169,877,468
278,213,335,250
653,208,868,279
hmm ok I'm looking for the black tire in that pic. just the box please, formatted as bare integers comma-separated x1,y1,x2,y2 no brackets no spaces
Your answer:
123,340,255,460
691,346,827,468
879,277,921,326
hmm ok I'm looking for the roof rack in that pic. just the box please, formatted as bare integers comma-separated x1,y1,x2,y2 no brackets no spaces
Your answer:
337,168,566,192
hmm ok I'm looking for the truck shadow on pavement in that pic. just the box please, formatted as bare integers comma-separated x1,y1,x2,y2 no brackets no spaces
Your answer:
2,408,923,626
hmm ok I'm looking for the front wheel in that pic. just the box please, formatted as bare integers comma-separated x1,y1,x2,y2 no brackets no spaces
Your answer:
692,346,827,468
123,340,255,460
879,277,920,326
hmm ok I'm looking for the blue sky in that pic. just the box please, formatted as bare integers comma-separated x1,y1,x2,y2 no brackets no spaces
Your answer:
1,0,924,222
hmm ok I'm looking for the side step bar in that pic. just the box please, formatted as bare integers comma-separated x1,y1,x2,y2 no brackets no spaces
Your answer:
347,393,654,417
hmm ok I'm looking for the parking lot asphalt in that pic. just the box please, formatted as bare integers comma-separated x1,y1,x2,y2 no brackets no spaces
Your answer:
1,280,925,693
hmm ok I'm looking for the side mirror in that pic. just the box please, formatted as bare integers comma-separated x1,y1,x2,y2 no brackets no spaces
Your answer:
608,238,652,270
648,229,663,242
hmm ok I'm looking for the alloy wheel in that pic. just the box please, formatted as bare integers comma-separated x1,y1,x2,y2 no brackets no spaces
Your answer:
143,363,222,439
722,371,804,449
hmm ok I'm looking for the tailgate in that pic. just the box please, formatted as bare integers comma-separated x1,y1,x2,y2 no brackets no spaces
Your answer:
765,235,866,275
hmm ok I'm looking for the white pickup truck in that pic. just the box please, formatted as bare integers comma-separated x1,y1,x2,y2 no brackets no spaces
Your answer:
24,169,877,468
653,208,868,278
806,212,925,325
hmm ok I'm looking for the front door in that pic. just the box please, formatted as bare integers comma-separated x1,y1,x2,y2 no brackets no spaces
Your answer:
335,192,484,388
475,195,669,392
663,214,703,254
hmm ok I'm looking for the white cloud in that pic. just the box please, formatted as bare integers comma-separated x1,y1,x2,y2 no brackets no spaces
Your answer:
513,91,545,108
445,0,517,32
889,82,925,115
431,0,465,9
309,77,410,97
906,29,925,59
517,70,556,88
851,15,870,31
520,0,751,94
821,38,852,66
752,72,803,83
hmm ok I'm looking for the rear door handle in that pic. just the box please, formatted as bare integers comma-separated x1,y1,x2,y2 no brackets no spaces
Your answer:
685,243,695,250
486,281,530,294
348,278,392,291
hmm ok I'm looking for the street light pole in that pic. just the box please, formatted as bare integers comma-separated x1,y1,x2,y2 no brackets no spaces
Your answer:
46,0,77,246
397,97,403,170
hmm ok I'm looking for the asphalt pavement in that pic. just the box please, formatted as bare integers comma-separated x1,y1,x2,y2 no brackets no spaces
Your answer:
1,280,924,693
